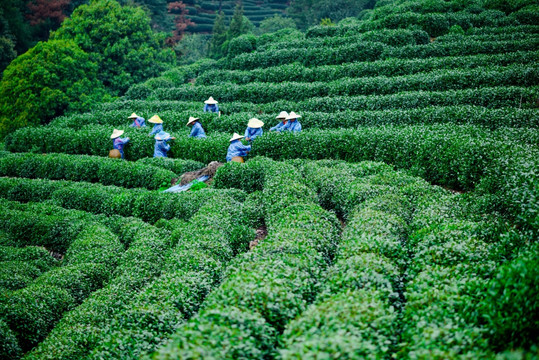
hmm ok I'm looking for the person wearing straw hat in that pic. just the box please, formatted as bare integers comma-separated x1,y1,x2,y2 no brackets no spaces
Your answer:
186,116,207,138
153,131,176,158
148,115,164,136
203,97,219,113
226,133,251,162
110,129,130,159
283,111,302,132
128,113,146,128
244,118,264,142
270,111,289,132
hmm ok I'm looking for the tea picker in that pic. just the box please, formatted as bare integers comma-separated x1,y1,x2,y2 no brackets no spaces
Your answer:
148,115,164,136
128,113,146,128
226,133,251,163
186,116,207,138
110,129,129,159
282,111,302,132
203,96,220,115
153,131,176,158
244,118,264,142
270,111,289,132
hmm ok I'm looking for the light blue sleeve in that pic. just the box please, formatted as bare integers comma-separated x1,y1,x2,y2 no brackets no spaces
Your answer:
203,104,209,112
215,104,219,113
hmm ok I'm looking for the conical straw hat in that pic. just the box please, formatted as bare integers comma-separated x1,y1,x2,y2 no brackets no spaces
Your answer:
229,133,244,142
128,113,139,119
186,116,199,126
110,129,124,139
276,111,288,119
286,111,301,120
247,118,264,128
155,131,171,141
148,115,163,124
204,96,218,104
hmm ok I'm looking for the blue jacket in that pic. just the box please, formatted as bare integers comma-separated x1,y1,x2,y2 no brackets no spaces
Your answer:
244,127,263,141
129,117,146,128
203,104,219,113
149,124,163,136
283,120,302,132
189,121,207,138
113,137,130,159
270,121,287,132
226,140,251,162
154,139,171,158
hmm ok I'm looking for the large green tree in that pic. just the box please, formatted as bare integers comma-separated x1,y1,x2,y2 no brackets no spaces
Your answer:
227,2,245,40
209,10,227,58
0,40,107,137
0,11,16,75
51,0,176,95
287,0,375,28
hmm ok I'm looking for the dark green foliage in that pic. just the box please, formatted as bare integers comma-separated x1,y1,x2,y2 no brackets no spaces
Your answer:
209,11,227,58
0,261,44,292
199,51,538,85
478,243,539,350
0,177,246,224
136,157,204,174
0,318,22,360
0,285,75,351
51,0,175,96
0,39,107,138
280,289,396,359
48,105,539,134
228,38,538,69
213,157,271,192
0,153,178,190
33,263,109,304
153,65,538,103
227,3,245,40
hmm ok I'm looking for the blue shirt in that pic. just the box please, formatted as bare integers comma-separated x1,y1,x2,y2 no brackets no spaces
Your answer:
154,139,171,158
270,121,287,132
189,121,207,138
149,124,163,136
129,117,146,128
283,120,302,132
203,104,219,113
226,140,251,162
113,137,129,159
244,127,263,141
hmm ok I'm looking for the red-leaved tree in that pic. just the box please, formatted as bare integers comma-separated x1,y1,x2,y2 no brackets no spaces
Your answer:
26,0,70,26
166,1,194,45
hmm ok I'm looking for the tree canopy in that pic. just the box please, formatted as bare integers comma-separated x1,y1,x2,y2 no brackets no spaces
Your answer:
0,39,107,137
51,0,176,95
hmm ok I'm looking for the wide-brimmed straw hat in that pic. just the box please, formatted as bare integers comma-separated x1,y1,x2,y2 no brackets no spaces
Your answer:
155,131,171,141
229,133,244,142
247,118,264,128
204,96,218,104
286,111,301,120
128,113,139,119
110,129,124,139
276,111,288,119
186,116,199,126
148,115,163,124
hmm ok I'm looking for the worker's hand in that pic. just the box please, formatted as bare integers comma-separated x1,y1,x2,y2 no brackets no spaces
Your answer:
171,137,176,140
245,138,250,141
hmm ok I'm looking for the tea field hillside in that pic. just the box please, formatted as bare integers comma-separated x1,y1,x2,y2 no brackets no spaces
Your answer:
184,0,288,34
1,0,538,359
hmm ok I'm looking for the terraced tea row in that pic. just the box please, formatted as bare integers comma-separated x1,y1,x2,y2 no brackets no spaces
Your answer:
50,106,539,135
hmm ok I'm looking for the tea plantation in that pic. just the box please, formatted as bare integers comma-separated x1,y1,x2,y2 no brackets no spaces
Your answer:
1,0,538,358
